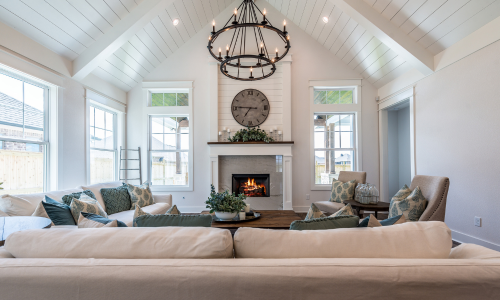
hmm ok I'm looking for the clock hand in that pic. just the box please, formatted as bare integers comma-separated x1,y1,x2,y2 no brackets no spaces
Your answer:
235,106,258,109
244,108,252,117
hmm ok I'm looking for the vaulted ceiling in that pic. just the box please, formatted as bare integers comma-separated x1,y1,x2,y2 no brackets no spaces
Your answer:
1,0,500,91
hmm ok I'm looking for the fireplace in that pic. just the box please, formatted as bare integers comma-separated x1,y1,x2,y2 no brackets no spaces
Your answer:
232,174,270,197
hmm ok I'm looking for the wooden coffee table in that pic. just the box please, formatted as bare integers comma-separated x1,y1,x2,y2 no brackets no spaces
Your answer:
201,210,302,234
0,216,52,246
343,200,390,219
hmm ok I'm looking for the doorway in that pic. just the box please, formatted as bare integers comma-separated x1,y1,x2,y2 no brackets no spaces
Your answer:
378,89,416,202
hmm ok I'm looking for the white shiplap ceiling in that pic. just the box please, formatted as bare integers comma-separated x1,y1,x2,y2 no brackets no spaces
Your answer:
266,0,500,87
0,0,500,91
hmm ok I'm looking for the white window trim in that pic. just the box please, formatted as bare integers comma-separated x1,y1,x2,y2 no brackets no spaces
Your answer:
85,100,124,185
309,80,363,190
142,81,194,192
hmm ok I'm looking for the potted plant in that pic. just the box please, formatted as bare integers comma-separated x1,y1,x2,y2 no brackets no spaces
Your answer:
205,184,247,220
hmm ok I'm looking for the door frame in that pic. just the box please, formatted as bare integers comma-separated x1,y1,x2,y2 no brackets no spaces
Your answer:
378,88,416,202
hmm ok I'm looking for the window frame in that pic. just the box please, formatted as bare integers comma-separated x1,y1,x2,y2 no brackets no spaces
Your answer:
87,103,118,184
143,83,194,192
0,68,50,193
309,80,362,190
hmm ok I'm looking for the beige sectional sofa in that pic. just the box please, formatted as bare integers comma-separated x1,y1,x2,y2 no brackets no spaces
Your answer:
0,181,172,226
0,222,500,299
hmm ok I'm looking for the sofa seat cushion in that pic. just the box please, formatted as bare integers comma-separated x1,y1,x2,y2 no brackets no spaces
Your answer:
0,188,83,216
108,203,171,226
314,201,344,214
234,221,452,259
5,227,234,259
79,181,123,212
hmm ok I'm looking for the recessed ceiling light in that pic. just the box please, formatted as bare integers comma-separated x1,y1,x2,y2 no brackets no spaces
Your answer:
173,19,180,26
322,16,329,23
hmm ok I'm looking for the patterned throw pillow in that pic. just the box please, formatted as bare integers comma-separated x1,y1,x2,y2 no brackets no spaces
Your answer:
304,203,326,220
358,214,406,227
166,204,181,215
100,185,132,215
62,190,96,206
391,184,412,203
125,182,154,209
78,214,118,228
133,205,150,220
329,179,356,203
329,204,356,218
80,212,127,227
70,194,108,223
389,186,427,221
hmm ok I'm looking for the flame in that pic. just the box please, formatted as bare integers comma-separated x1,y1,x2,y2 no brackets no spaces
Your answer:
241,177,266,196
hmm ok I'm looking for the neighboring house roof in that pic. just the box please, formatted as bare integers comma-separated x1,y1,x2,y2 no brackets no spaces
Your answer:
0,92,43,131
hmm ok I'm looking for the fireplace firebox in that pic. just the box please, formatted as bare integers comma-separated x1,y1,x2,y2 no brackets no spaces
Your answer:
232,174,270,197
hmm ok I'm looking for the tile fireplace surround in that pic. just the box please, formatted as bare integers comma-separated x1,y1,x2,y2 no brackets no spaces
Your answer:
209,143,293,210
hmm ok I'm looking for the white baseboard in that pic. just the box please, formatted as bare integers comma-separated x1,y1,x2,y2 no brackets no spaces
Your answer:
293,206,310,213
451,229,500,252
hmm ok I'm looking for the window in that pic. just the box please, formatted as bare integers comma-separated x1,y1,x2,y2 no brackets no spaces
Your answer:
313,113,355,185
149,116,189,186
151,92,188,106
0,71,48,195
314,88,354,104
89,105,116,184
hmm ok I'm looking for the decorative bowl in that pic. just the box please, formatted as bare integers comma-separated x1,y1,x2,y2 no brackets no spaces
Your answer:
214,211,238,220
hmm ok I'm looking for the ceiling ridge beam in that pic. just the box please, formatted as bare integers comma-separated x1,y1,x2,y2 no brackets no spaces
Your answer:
72,0,176,81
332,0,434,75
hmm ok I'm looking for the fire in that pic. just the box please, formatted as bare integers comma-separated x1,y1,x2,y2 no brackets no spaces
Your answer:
241,177,266,196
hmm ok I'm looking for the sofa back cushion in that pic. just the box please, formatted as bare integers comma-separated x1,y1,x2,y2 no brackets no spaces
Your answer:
5,227,233,259
0,188,83,216
79,181,123,211
234,221,451,259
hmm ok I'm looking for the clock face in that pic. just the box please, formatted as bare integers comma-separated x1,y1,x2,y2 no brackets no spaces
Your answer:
231,89,270,127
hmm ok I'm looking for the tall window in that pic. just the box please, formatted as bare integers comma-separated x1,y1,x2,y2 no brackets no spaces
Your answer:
314,113,355,185
89,106,116,184
0,71,48,195
149,116,189,186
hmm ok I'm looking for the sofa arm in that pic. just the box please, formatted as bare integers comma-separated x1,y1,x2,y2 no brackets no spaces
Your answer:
0,247,14,258
450,243,500,259
153,194,172,206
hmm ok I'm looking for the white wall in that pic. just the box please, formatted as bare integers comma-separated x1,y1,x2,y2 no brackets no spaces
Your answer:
126,4,379,212
411,39,500,250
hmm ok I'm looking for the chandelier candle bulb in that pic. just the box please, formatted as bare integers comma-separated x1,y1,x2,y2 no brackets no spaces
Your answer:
226,45,229,57
263,9,266,22
212,20,215,32
284,20,286,32
218,47,222,59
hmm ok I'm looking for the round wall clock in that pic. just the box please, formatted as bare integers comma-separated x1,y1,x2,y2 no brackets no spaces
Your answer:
231,89,270,127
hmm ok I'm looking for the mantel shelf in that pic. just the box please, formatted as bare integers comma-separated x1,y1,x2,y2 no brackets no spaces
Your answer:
207,141,294,145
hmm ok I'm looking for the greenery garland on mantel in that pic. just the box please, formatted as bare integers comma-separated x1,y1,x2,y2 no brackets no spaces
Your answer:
228,127,275,143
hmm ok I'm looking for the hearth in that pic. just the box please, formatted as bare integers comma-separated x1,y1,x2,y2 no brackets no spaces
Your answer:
232,174,270,197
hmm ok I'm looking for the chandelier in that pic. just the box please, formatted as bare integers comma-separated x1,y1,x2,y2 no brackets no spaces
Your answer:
208,0,291,81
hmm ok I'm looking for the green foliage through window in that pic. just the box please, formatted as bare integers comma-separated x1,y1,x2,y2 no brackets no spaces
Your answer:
152,93,189,106
314,89,353,104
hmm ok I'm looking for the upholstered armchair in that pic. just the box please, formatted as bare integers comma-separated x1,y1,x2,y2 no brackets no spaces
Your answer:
411,175,450,222
314,171,367,214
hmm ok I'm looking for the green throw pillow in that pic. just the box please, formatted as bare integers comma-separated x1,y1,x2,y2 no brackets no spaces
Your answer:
290,215,360,230
389,186,427,221
62,190,96,206
304,203,326,220
133,214,213,227
329,179,356,203
125,182,154,209
100,185,132,215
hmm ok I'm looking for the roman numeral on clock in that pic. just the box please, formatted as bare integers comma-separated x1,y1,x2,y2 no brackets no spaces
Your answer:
262,113,266,117
233,106,237,111
263,105,268,110
248,121,253,126
247,91,253,95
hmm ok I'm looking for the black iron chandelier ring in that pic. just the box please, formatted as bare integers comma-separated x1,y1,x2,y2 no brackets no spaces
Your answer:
208,23,291,69
220,55,276,81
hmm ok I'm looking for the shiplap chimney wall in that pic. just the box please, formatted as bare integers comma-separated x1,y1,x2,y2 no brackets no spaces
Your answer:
209,55,292,141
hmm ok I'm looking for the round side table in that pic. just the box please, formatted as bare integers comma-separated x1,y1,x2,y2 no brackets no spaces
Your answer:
344,200,390,219
0,216,52,246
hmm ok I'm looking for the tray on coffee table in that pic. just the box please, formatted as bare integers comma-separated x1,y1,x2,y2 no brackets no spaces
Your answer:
211,212,261,223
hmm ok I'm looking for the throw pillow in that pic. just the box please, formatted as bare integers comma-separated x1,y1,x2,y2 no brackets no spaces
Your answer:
133,214,213,227
290,215,359,230
304,203,326,220
70,194,108,223
133,205,149,220
329,203,356,218
61,190,96,206
78,214,118,228
125,182,154,209
359,214,406,227
391,184,412,202
100,185,132,215
40,196,76,226
329,179,356,203
389,186,427,221
80,212,127,227
166,204,181,215
31,201,54,226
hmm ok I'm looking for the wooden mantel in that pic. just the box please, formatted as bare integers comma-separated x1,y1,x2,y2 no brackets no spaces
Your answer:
207,141,294,145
